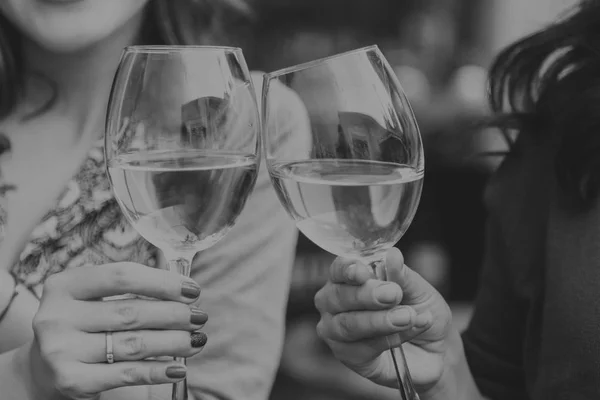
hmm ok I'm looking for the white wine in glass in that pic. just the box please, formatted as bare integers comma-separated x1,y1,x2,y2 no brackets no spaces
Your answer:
262,46,424,400
105,46,260,400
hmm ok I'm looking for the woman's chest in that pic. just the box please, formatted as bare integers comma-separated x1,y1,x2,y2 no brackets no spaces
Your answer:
0,118,94,263
0,123,155,289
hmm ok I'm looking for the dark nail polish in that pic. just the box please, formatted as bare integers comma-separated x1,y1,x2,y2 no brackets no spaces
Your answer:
166,365,187,379
191,332,207,348
190,308,208,326
181,281,201,299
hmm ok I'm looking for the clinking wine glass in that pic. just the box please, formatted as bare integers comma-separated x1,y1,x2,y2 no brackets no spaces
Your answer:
105,46,260,400
262,45,424,400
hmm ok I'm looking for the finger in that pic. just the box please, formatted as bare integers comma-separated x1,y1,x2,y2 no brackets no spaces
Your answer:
321,312,434,365
318,306,417,342
83,330,207,363
329,258,372,285
76,299,208,333
379,311,435,349
314,280,402,314
54,360,188,397
44,263,201,302
386,248,435,304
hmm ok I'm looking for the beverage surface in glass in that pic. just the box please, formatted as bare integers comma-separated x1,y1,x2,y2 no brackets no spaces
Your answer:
262,45,424,400
105,46,260,400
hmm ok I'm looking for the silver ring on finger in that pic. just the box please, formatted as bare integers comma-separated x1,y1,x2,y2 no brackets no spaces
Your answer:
106,332,114,364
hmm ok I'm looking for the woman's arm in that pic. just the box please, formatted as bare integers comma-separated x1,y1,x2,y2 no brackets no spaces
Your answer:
183,74,311,400
423,328,489,400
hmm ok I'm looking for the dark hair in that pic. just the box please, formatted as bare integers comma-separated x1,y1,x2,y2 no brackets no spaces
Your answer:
489,0,600,209
0,0,254,120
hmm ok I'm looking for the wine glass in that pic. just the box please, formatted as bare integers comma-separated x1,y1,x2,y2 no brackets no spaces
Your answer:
105,46,260,400
261,45,424,400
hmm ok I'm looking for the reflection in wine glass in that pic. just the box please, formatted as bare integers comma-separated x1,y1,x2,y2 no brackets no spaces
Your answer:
105,46,260,400
262,45,424,400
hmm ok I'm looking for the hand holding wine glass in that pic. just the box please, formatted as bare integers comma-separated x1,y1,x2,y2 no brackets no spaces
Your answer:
314,248,455,398
105,46,260,400
262,46,425,399
29,263,206,400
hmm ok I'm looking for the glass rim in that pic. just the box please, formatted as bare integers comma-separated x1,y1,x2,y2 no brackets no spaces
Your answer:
264,45,380,79
123,45,243,54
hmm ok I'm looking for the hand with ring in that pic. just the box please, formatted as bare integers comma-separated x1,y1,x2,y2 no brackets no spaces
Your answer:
29,262,207,400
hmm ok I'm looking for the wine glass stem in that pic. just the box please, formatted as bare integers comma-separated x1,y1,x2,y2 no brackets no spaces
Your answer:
370,259,420,400
166,254,195,400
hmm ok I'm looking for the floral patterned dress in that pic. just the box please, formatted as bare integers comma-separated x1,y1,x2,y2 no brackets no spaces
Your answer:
7,140,157,297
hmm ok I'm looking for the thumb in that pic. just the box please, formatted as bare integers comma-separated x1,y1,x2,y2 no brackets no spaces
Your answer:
385,247,436,304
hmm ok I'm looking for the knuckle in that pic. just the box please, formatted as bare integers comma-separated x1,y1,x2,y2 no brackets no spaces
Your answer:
38,337,66,361
33,320,68,359
315,320,327,339
114,303,140,329
32,313,59,335
148,364,165,384
121,332,146,358
335,313,355,340
332,284,345,308
153,269,170,295
121,366,149,385
161,272,177,295
313,288,326,312
54,368,82,397
109,266,131,291
376,312,394,334
351,285,365,305
43,273,66,293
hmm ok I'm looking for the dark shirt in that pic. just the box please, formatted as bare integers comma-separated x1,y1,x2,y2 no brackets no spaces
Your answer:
462,131,600,399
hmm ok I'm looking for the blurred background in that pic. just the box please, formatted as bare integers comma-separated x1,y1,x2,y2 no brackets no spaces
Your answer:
226,0,575,398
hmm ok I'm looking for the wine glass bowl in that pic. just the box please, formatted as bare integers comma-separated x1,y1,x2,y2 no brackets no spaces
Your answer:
262,45,424,400
271,157,423,263
106,46,260,261
263,45,424,263
105,46,260,400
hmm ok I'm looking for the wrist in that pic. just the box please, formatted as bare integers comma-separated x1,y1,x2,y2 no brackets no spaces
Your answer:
16,341,66,400
419,328,483,400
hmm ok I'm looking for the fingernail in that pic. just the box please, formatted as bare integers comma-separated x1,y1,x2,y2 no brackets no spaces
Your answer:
389,308,412,327
191,332,207,348
181,280,201,299
190,308,208,326
375,284,400,305
166,365,187,379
